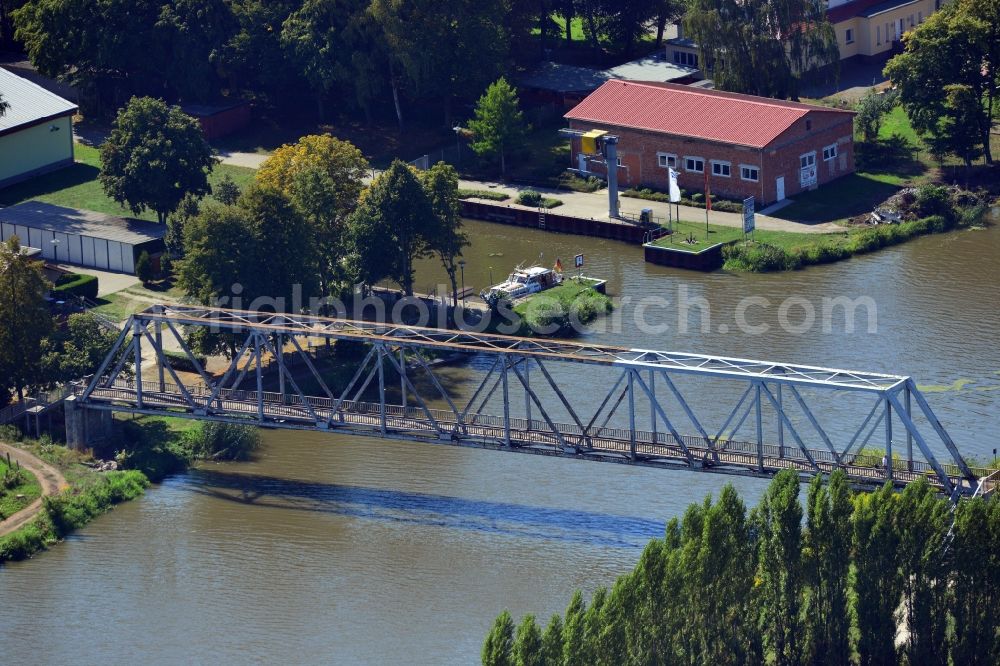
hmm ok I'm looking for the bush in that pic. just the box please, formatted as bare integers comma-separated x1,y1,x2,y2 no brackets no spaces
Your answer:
723,243,800,272
135,251,153,285
559,173,603,193
0,521,49,562
184,422,261,461
44,470,148,537
914,185,956,226
52,273,98,300
517,189,542,206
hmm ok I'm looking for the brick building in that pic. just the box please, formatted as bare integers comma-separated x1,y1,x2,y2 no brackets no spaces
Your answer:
565,81,856,205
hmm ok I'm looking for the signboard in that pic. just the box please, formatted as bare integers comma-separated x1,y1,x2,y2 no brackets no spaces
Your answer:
668,167,681,203
742,197,755,234
800,165,817,188
574,253,584,268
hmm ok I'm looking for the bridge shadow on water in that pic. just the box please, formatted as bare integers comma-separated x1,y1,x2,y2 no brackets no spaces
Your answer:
184,469,665,549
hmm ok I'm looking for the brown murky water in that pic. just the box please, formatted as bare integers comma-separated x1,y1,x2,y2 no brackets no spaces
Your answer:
2,214,998,664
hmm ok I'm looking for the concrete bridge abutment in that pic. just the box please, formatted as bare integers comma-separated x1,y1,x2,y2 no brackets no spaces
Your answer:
64,396,113,451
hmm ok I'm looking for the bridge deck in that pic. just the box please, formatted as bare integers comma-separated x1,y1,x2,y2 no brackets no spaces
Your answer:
84,379,971,492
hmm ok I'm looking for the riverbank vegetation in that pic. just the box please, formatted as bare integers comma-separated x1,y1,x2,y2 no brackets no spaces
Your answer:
482,470,1000,665
0,454,41,520
0,435,149,564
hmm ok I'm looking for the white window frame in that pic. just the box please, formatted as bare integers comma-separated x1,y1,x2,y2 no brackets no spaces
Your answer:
845,28,854,44
684,156,704,173
657,152,677,168
740,164,759,182
711,160,731,177
823,144,838,162
616,156,623,167
800,151,816,169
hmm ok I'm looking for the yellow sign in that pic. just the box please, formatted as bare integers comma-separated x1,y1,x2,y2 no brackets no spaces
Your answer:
580,129,606,155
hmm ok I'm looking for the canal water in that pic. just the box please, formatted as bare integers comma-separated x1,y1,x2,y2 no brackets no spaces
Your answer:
2,215,998,664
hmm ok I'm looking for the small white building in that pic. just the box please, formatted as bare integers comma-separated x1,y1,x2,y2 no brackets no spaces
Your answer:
0,67,78,188
0,202,165,275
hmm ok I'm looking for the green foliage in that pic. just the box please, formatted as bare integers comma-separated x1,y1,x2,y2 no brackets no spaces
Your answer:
514,281,613,337
482,609,515,666
183,421,261,461
421,162,469,307
511,614,543,666
487,474,1000,665
457,189,510,202
213,174,242,206
884,0,999,165
468,78,528,178
516,189,542,206
135,251,154,285
40,311,120,385
685,0,838,99
99,97,216,224
723,242,801,272
0,236,53,400
111,418,192,483
855,89,899,142
0,520,49,562
44,470,148,536
347,160,436,295
180,185,321,310
52,272,98,299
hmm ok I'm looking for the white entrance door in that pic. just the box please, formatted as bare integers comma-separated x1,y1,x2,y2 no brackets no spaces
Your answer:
776,176,785,201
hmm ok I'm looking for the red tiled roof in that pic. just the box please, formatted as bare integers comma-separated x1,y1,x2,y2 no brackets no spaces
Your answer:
564,80,853,149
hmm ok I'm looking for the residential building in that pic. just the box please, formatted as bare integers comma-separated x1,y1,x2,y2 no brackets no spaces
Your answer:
565,80,855,204
830,0,941,62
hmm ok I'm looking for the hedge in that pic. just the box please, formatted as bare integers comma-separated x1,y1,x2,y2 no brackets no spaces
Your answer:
52,273,98,300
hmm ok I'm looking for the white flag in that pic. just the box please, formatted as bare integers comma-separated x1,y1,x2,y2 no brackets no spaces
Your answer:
668,167,681,203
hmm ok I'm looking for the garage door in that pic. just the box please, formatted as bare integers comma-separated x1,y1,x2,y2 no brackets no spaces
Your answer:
121,245,135,274
68,233,83,265
82,236,95,266
94,239,109,270
107,241,123,272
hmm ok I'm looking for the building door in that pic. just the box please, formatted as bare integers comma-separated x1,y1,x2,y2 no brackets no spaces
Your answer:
776,176,785,201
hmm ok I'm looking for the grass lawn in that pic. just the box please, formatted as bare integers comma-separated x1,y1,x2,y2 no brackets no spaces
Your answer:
90,291,153,323
533,15,587,41
772,173,902,224
0,143,256,220
0,458,42,521
513,277,610,315
652,219,854,254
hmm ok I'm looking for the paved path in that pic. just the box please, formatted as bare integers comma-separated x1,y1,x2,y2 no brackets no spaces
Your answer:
0,442,68,538
456,178,842,234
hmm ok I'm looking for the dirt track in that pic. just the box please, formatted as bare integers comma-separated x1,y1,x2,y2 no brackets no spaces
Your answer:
0,442,68,538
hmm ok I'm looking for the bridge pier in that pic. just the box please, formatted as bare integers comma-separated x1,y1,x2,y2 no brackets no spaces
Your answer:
64,396,113,450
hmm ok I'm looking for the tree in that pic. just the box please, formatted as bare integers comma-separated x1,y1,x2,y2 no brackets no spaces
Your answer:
684,0,839,99
166,194,201,259
421,162,468,306
511,614,543,666
213,174,242,206
0,237,53,401
803,471,852,665
135,251,154,286
347,160,436,295
851,482,902,666
562,590,588,666
179,186,320,312
99,97,215,224
949,497,1000,664
39,312,118,386
257,135,368,297
540,614,564,665
154,0,235,102
482,610,515,666
884,0,998,165
468,78,528,178
855,88,898,142
755,469,804,665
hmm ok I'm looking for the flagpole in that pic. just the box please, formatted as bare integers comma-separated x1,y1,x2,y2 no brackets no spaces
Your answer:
704,169,710,239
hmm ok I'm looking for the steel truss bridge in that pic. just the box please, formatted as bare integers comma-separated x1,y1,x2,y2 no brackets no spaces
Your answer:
79,305,988,498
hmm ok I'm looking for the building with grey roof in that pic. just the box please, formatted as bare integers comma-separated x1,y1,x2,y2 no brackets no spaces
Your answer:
0,67,78,188
0,202,165,275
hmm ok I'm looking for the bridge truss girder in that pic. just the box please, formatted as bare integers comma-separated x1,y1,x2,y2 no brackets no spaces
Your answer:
80,305,980,497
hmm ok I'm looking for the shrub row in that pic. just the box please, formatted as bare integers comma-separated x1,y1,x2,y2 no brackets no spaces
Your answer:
516,189,563,208
623,187,745,213
52,273,98,300
457,189,509,202
722,215,956,273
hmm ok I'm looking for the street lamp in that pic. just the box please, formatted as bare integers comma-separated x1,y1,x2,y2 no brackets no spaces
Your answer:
458,259,466,305
453,126,462,164
50,237,60,262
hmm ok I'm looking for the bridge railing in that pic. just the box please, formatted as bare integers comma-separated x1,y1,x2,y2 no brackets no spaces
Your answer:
89,377,995,485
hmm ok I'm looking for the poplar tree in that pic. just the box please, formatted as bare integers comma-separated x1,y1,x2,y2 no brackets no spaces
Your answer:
482,610,515,666
539,614,564,664
562,590,588,666
511,614,543,666
755,469,804,665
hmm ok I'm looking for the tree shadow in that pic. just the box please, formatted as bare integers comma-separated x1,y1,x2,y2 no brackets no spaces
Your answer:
185,468,663,548
855,134,927,179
